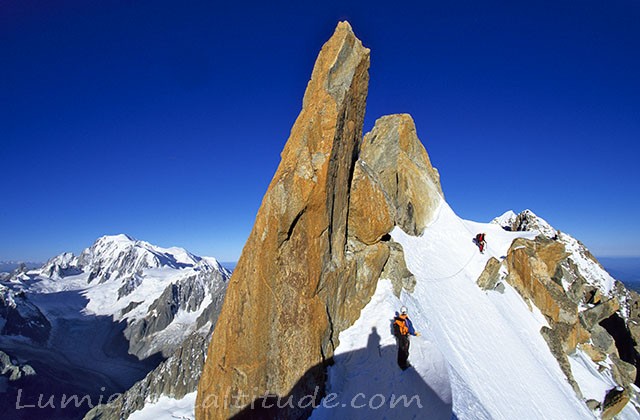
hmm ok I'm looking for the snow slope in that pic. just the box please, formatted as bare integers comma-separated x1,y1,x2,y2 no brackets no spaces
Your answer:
314,201,596,419
128,391,197,420
310,280,452,420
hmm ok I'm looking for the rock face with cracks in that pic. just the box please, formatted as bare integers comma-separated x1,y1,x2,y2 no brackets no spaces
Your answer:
196,22,443,419
357,114,442,237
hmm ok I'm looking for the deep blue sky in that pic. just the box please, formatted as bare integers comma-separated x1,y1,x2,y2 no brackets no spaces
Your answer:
1,0,639,261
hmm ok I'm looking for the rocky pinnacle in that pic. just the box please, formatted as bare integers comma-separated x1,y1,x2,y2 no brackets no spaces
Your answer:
196,21,370,419
196,21,444,419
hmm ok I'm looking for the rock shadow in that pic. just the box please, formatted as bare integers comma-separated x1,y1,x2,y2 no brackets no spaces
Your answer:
600,312,640,385
226,327,452,419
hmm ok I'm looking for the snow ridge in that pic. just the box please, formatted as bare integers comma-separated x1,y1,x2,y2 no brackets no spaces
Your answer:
314,202,595,419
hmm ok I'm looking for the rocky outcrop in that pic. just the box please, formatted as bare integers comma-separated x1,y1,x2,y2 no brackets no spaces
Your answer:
0,286,51,344
357,114,442,236
505,237,579,330
624,292,640,370
0,350,36,381
477,257,502,291
196,22,443,419
602,388,630,420
124,266,228,359
196,22,372,419
494,229,638,416
348,161,394,245
581,298,620,330
382,240,416,297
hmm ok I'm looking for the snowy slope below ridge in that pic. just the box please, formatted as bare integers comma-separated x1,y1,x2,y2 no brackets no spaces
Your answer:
127,392,197,420
313,201,597,419
310,280,453,420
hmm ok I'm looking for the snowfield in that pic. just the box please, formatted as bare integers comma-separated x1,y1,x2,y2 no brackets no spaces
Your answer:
309,279,452,420
312,202,606,419
128,391,197,420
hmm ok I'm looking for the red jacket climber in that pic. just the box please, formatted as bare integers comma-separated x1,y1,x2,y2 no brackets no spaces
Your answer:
475,233,486,253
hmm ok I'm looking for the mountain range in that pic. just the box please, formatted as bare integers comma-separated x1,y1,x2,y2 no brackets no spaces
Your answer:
0,234,230,420
3,21,640,420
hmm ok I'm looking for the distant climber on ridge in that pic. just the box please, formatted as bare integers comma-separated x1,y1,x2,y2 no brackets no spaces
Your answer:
475,233,487,253
393,306,420,370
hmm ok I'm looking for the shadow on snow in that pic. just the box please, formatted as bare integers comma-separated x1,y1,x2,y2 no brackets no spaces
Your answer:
228,327,452,420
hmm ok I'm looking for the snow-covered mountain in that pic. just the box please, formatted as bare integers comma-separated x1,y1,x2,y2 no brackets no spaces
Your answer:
39,251,80,279
80,236,233,419
492,208,558,238
0,235,230,420
77,234,208,283
490,209,518,230
18,234,231,358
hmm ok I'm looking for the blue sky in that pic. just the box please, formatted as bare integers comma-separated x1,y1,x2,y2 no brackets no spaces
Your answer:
1,0,639,262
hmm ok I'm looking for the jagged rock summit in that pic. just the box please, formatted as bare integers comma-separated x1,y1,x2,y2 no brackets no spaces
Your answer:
196,21,443,419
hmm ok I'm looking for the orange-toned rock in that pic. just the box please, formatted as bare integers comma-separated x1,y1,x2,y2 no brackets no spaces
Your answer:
359,114,443,235
504,236,592,385
580,343,608,363
196,21,447,420
535,239,568,278
506,238,577,327
196,21,371,419
565,322,592,354
602,388,630,420
348,162,394,245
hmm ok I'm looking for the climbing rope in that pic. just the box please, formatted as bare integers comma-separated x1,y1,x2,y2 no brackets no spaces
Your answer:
421,250,477,283
409,192,489,284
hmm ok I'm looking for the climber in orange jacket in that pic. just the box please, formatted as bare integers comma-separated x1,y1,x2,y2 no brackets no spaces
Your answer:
393,306,420,370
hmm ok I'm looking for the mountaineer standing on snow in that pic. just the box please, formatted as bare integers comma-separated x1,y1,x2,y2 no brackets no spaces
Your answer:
475,233,487,253
393,306,420,370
